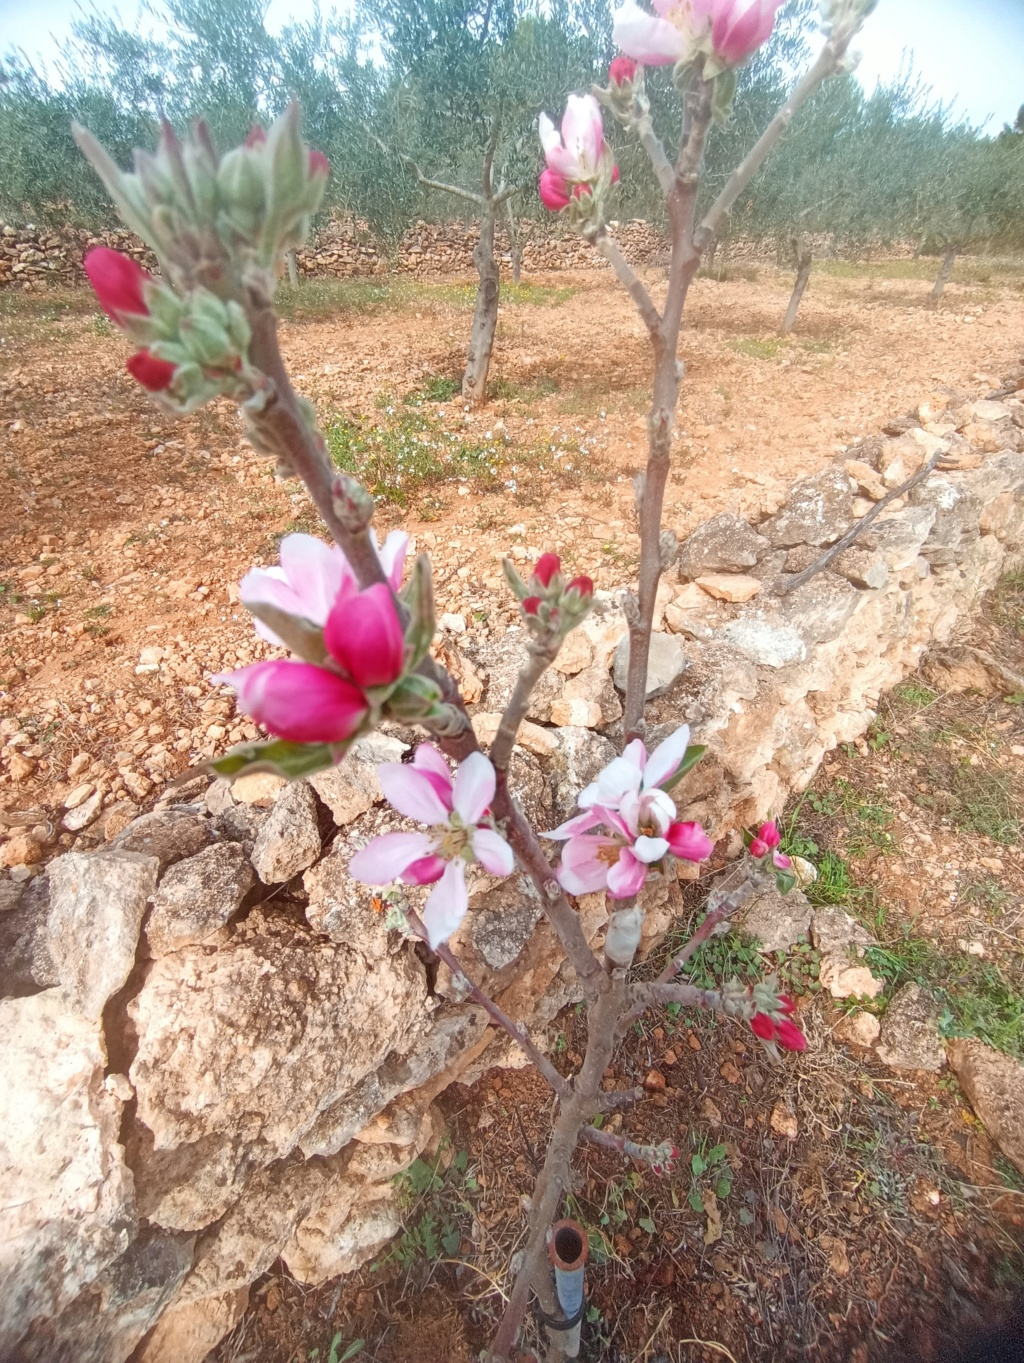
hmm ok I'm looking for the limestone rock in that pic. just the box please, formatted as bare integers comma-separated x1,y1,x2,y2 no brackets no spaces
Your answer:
719,619,806,668
145,842,255,957
861,506,936,569
550,696,603,728
968,399,1012,424
876,982,945,1071
834,548,888,590
677,514,769,575
548,727,616,823
471,711,559,756
231,772,287,807
912,476,983,567
464,874,543,972
556,665,622,725
128,910,427,1215
947,1038,1024,1175
696,573,762,603
0,875,57,997
779,577,860,647
284,1183,401,1285
309,734,407,825
303,824,404,954
62,787,104,832
834,1010,881,1047
136,1287,250,1363
552,630,594,676
762,466,853,548
0,990,135,1358
113,810,215,871
251,780,321,883
473,630,560,721
47,850,159,1020
612,631,686,697
844,459,886,501
812,906,884,999
734,884,812,953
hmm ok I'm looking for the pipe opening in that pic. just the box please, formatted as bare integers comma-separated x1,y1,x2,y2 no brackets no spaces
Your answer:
554,1225,584,1264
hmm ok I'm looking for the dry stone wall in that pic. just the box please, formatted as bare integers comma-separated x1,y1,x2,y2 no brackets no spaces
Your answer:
2,369,1023,1362
0,216,667,289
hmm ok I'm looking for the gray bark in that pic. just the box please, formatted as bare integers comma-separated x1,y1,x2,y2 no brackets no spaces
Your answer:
781,230,812,335
930,243,957,303
463,201,500,402
285,248,299,287
505,200,522,284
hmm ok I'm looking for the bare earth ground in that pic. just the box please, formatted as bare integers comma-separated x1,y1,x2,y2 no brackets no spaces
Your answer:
2,256,1024,1361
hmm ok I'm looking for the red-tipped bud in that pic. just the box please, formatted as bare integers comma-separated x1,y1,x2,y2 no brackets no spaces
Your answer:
539,168,571,212
567,575,594,599
773,851,792,870
611,164,620,185
84,247,152,324
522,597,541,616
126,350,176,391
778,994,798,1016
571,182,594,201
309,149,330,177
774,1018,807,1052
532,553,561,588
758,820,781,849
609,55,638,86
245,125,267,147
748,836,768,859
750,1012,775,1042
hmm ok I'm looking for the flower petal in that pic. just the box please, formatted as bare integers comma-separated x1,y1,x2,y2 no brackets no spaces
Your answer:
612,0,686,64
452,751,496,826
544,808,605,840
558,835,616,895
377,762,450,825
607,847,647,898
561,93,603,175
580,755,643,809
212,660,367,744
632,835,670,864
349,830,435,884
422,860,469,949
373,529,409,590
412,744,454,806
401,855,447,885
324,582,405,688
644,788,678,835
642,723,691,790
471,827,515,877
278,533,351,623
538,111,561,156
666,820,714,862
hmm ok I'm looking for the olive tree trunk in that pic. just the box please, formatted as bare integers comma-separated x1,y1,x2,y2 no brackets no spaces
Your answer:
781,229,812,335
929,242,957,303
506,201,522,284
285,249,299,286
463,202,500,402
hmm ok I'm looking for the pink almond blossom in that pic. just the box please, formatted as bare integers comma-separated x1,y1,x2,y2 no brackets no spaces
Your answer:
349,747,514,948
211,659,368,744
612,0,782,71
538,96,618,210
239,531,407,647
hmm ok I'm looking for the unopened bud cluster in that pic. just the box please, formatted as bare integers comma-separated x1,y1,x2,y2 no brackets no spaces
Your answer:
503,553,594,639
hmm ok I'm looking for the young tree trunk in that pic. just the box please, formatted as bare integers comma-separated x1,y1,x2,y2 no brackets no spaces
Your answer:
505,201,522,284
285,248,299,286
463,203,499,402
781,230,812,335
704,233,719,276
930,243,957,303
913,232,927,260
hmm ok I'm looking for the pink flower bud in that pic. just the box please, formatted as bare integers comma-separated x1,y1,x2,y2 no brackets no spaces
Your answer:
774,1017,807,1052
84,248,152,324
773,851,792,870
567,575,594,599
712,0,785,68
750,1012,775,1042
522,596,541,616
758,820,781,849
611,163,620,185
778,994,798,1016
309,149,330,178
324,582,405,689
126,350,176,391
539,168,571,211
748,836,768,859
245,125,267,147
572,182,593,201
213,659,368,744
609,55,638,86
666,820,714,862
532,553,561,587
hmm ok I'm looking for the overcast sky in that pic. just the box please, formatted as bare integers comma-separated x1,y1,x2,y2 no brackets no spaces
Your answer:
2,0,1022,131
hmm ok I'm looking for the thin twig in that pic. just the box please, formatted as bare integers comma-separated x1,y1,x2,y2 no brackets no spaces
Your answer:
404,908,569,1097
490,640,561,774
589,230,662,337
777,450,942,596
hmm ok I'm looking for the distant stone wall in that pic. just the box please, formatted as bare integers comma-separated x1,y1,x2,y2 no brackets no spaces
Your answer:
2,368,1023,1363
0,216,668,289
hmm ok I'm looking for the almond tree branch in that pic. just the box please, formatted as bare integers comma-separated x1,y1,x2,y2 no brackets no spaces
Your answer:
364,127,485,206
588,228,662,337
694,31,856,253
404,907,569,1096
580,1123,674,1168
490,639,561,774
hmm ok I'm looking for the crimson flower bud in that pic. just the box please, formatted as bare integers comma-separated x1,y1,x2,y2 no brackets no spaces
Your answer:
774,1017,807,1052
567,575,594,599
538,168,571,212
758,820,781,849
522,597,541,616
309,149,330,177
609,55,638,86
126,349,176,391
84,247,152,324
773,851,792,870
532,553,561,587
750,1012,775,1042
611,164,621,185
748,836,768,859
246,125,267,147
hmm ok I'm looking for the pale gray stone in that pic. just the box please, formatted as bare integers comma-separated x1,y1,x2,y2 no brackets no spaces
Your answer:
251,780,321,884
719,619,807,668
467,874,543,970
309,734,407,826
146,843,254,957
547,727,617,824
762,466,853,548
0,875,57,997
834,548,889,591
612,631,686,696
46,850,159,1020
947,1038,1024,1175
735,884,812,953
113,810,215,872
876,982,945,1071
677,513,770,576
